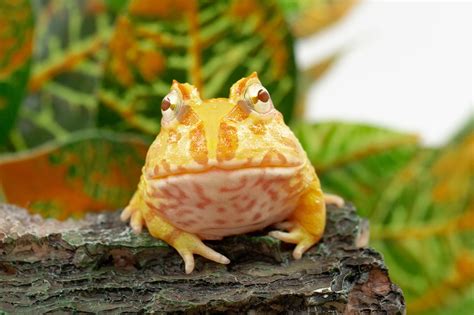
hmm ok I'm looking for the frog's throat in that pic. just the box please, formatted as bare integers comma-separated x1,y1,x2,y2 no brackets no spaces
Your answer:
144,166,305,239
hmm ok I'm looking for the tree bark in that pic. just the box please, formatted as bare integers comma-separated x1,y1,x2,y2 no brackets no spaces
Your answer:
0,203,405,314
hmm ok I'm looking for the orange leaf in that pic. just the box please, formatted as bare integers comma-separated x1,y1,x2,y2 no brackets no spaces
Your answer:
0,132,148,219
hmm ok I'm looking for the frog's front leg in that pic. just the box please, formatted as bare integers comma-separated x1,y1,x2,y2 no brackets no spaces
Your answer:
143,209,230,274
121,178,230,274
269,178,326,259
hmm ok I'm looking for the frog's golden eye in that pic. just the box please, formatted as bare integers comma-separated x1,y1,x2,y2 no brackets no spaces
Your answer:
245,83,273,114
161,89,182,122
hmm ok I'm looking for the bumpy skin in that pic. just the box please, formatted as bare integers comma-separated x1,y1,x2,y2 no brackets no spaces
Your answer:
121,73,343,273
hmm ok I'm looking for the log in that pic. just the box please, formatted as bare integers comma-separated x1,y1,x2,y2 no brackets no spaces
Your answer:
0,203,405,314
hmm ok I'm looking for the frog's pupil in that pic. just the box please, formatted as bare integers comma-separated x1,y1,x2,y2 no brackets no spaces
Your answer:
161,98,171,111
257,89,270,102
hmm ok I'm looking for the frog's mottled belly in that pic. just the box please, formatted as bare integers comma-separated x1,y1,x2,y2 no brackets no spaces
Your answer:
145,167,306,239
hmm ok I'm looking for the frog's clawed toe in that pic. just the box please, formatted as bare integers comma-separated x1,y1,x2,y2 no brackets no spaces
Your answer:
269,222,321,260
171,232,230,274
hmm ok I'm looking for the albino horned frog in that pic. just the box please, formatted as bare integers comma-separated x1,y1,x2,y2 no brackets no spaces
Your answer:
121,73,343,273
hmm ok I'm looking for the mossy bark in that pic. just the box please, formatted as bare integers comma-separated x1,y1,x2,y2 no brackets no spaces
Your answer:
0,203,404,314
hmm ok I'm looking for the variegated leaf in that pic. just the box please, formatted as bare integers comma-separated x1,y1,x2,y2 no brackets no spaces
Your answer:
11,0,121,150
0,130,147,219
278,0,359,38
293,121,420,216
293,118,473,314
371,117,474,315
0,0,34,149
98,0,297,135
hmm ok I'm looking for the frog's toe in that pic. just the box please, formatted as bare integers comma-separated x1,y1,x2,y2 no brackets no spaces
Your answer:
269,224,321,260
120,206,133,222
172,233,230,274
272,221,295,231
178,251,195,274
324,193,344,207
268,230,300,243
177,244,230,274
130,210,144,234
293,240,314,260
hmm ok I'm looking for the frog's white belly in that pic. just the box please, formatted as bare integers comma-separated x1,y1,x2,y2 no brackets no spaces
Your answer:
145,167,306,239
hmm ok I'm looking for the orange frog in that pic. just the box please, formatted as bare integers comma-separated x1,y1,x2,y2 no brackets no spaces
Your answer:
121,73,343,273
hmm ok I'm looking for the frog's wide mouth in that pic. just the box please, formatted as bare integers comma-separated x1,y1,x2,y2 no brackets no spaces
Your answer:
146,160,305,181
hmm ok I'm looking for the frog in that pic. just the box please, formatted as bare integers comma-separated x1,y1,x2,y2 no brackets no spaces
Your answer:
121,72,343,273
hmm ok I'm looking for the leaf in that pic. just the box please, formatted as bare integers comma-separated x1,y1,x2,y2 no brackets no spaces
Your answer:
367,117,473,314
407,253,474,315
0,130,148,219
98,0,297,135
0,0,34,148
104,0,129,13
278,0,359,38
293,121,419,170
292,121,420,216
9,0,121,150
293,118,474,313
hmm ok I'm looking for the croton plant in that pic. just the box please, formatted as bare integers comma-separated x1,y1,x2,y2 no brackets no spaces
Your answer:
0,1,472,314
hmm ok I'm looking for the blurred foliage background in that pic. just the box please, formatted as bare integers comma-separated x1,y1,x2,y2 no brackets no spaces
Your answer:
0,0,472,314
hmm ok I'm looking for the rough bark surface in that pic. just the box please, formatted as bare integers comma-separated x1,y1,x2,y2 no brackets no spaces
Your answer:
0,203,405,314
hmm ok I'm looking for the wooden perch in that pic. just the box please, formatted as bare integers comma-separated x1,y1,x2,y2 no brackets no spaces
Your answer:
0,203,405,314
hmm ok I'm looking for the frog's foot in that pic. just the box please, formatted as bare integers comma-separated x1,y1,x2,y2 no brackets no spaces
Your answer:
272,221,295,231
269,221,321,259
120,206,145,234
170,231,230,274
324,193,344,208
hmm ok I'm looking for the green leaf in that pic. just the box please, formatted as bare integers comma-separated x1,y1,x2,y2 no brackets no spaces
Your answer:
293,118,474,313
104,0,129,13
363,118,473,314
292,121,420,216
0,130,149,219
10,0,121,150
278,0,358,37
98,0,297,135
0,0,34,148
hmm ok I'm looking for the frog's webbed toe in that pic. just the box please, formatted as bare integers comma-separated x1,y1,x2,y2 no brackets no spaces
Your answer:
171,232,230,274
269,222,321,260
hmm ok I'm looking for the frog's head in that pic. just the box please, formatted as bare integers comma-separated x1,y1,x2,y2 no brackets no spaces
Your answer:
146,73,306,179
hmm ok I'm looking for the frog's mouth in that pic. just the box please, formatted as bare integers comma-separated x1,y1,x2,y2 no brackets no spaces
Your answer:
147,159,305,181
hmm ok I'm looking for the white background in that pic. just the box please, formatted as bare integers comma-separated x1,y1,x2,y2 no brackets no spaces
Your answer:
297,0,473,146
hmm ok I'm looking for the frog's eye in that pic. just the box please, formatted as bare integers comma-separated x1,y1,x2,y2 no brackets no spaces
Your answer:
244,84,273,114
161,89,182,122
